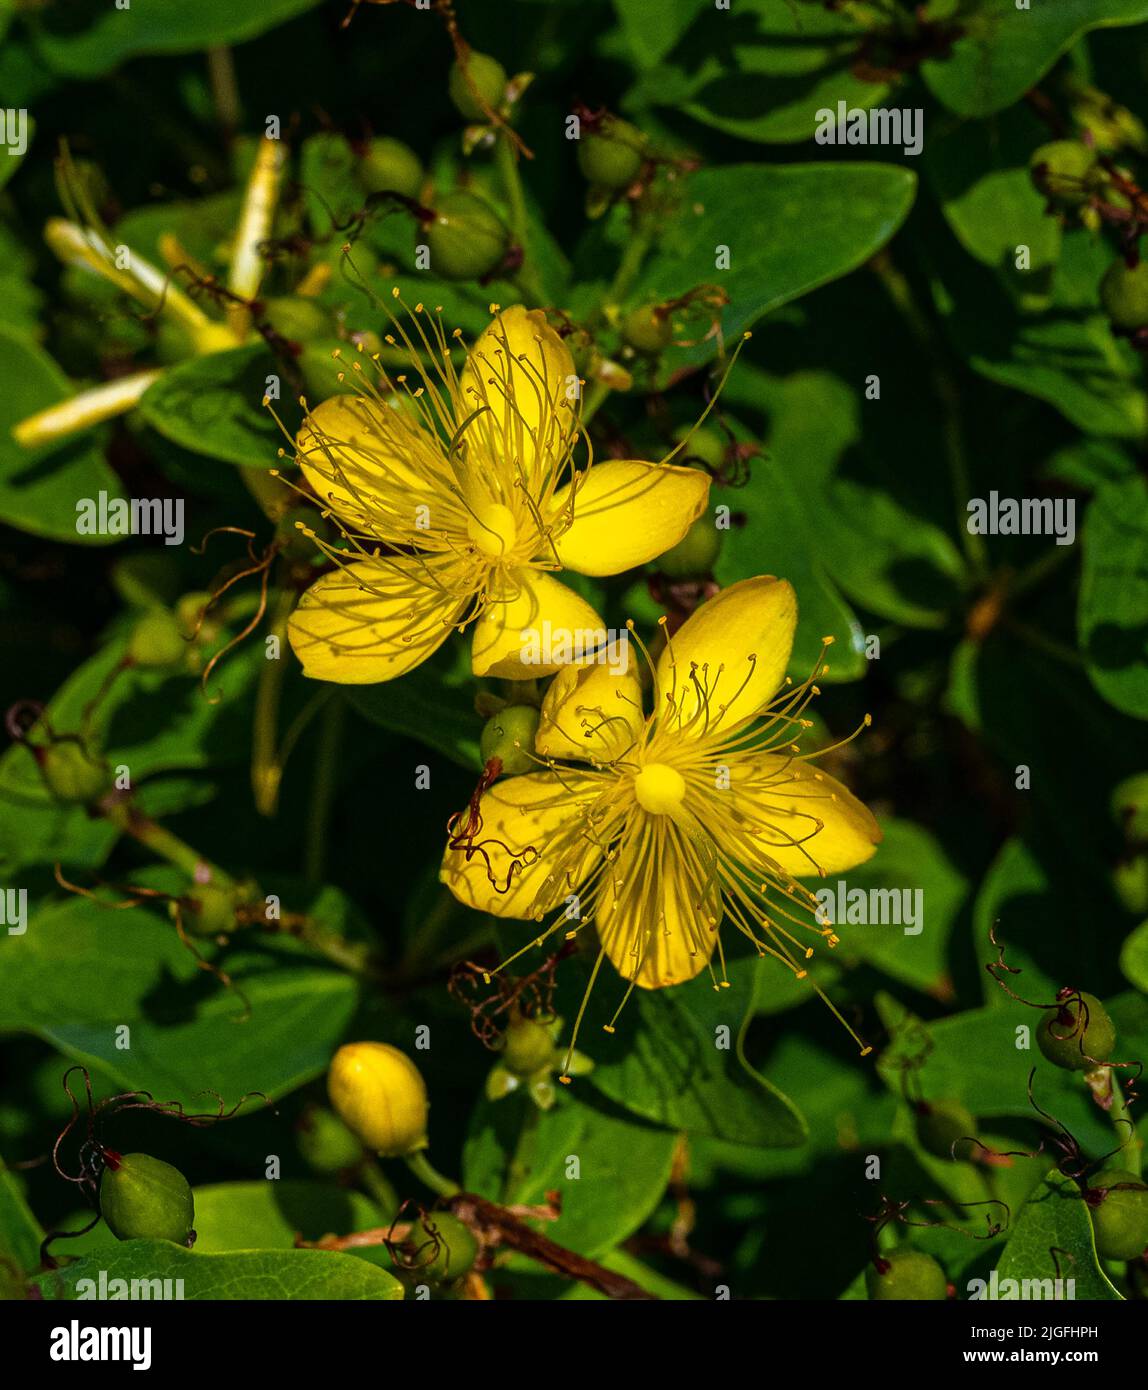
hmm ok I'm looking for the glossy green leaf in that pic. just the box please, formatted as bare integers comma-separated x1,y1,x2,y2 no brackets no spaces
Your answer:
1080,475,1148,720
994,1169,1122,1301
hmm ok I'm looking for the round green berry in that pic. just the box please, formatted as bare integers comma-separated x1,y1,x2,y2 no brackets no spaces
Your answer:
425,191,509,281
1029,140,1097,205
296,1105,364,1175
1100,259,1148,332
128,609,187,670
915,1100,977,1162
448,51,507,123
418,1212,478,1283
865,1249,948,1301
1112,772,1148,842
1037,991,1116,1071
100,1153,195,1246
39,740,112,805
262,296,333,345
501,1015,556,1077
577,118,645,191
480,705,540,775
1113,854,1148,915
177,881,238,938
359,137,423,198
621,303,672,354
657,515,721,580
1090,1170,1148,1261
672,424,726,472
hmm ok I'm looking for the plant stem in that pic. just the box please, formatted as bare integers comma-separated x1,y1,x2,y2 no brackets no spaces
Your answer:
359,1155,400,1221
404,1149,461,1199
1109,1075,1142,1177
206,46,241,141
251,585,295,817
304,694,345,884
495,132,545,305
99,796,235,890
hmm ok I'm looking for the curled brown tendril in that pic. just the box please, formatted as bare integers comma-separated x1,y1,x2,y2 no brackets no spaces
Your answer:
448,944,572,1050
445,757,540,895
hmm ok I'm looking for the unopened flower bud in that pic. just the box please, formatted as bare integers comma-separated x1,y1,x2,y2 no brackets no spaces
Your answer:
1036,990,1116,1070
1089,1169,1148,1261
577,117,645,191
865,1249,947,1301
359,137,424,198
621,302,672,355
480,706,540,776
327,1042,428,1156
448,51,508,123
425,191,509,281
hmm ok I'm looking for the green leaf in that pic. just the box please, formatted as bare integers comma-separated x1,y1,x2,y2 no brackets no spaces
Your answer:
612,0,706,68
924,0,1148,119
464,1093,676,1259
138,345,286,469
1080,475,1148,720
569,957,808,1148
0,1155,45,1274
33,1239,403,1300
31,0,326,78
191,1182,382,1253
346,642,482,770
0,893,359,1110
0,326,120,544
826,817,968,998
994,1169,1122,1301
632,164,916,378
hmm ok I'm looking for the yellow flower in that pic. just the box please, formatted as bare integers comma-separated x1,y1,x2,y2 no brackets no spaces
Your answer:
440,576,882,1039
327,1041,429,1156
285,300,710,683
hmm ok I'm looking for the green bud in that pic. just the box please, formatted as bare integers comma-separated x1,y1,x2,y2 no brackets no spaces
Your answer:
262,296,333,345
1037,991,1116,1071
865,1249,948,1301
296,1105,364,1175
128,609,187,670
1112,772,1148,841
657,515,722,580
425,191,509,281
1113,854,1148,915
1090,1170,1148,1261
1029,140,1097,205
299,339,355,402
176,881,239,938
448,51,508,123
417,1211,478,1284
39,740,112,805
914,1100,977,1162
359,137,423,198
577,118,645,191
480,706,540,775
1100,260,1148,331
621,303,672,355
100,1153,195,1246
501,1015,556,1077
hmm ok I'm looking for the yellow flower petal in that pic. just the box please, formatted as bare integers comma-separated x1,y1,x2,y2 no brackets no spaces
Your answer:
551,460,710,577
439,771,603,919
288,556,464,684
596,818,722,988
459,305,577,477
296,393,426,540
721,755,882,879
471,568,609,679
657,576,797,735
536,650,644,764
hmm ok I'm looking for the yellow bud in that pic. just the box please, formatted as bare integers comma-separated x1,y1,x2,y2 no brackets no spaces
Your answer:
327,1042,428,1157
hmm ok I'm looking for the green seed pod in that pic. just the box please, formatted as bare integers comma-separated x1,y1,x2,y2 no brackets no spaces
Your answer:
914,1100,978,1162
100,1153,195,1246
296,1105,364,1175
1113,854,1148,916
672,424,726,472
448,51,508,123
1037,991,1116,1071
1112,772,1148,841
657,515,722,580
128,609,187,670
1090,1170,1148,1261
865,1249,948,1301
425,191,510,281
176,881,238,939
262,296,334,345
621,303,672,355
417,1211,479,1283
1101,259,1148,331
501,1015,556,1077
359,137,424,199
38,740,112,806
480,706,541,775
1029,140,1097,205
577,118,645,191
327,1041,429,1157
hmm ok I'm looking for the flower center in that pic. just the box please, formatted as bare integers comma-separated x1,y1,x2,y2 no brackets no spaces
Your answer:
467,501,518,557
633,762,686,816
